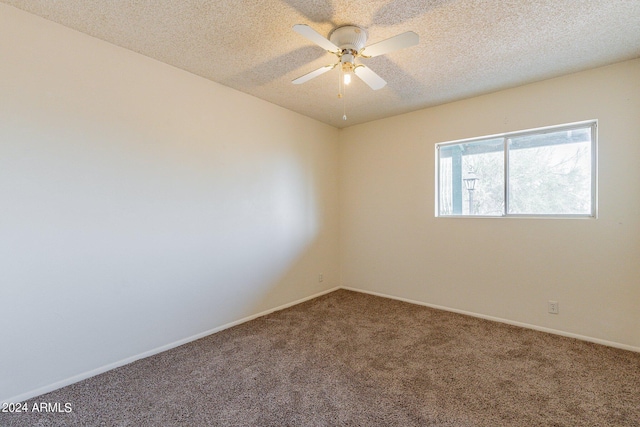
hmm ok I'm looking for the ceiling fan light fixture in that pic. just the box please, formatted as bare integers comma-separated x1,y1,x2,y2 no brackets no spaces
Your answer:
341,52,355,85
341,60,355,72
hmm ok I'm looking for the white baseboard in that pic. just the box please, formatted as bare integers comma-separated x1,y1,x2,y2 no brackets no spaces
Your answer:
6,284,637,404
3,286,340,405
341,286,640,354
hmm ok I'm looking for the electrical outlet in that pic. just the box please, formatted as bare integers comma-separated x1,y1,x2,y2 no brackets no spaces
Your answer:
318,274,323,283
548,300,559,314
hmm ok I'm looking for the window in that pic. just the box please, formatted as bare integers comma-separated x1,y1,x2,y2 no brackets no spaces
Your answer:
436,121,597,217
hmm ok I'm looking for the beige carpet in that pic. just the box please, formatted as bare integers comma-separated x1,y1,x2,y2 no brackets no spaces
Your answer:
2,289,639,426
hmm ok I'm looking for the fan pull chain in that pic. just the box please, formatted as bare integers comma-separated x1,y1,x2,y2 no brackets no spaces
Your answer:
338,67,347,121
343,93,347,121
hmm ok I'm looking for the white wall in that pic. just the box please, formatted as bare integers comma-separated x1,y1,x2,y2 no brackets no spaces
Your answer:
0,4,339,402
340,59,640,351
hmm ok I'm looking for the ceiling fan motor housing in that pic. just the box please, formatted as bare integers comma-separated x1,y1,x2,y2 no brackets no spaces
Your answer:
330,26,368,72
330,25,367,52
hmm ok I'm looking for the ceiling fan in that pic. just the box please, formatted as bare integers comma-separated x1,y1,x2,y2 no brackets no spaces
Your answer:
292,24,419,91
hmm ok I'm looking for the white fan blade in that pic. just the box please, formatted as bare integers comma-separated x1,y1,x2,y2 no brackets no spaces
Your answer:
293,24,339,52
354,66,387,90
292,64,336,84
362,31,419,57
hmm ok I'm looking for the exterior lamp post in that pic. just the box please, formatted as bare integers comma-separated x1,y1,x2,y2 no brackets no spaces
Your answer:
463,172,479,215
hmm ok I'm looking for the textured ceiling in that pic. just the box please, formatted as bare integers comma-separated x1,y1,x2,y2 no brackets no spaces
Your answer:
2,0,640,128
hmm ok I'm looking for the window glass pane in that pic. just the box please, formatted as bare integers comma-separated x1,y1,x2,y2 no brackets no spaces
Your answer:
438,153,453,215
439,138,504,215
462,139,504,215
508,128,592,215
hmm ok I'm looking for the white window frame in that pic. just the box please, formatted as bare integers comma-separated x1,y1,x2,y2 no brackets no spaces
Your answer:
435,120,598,218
